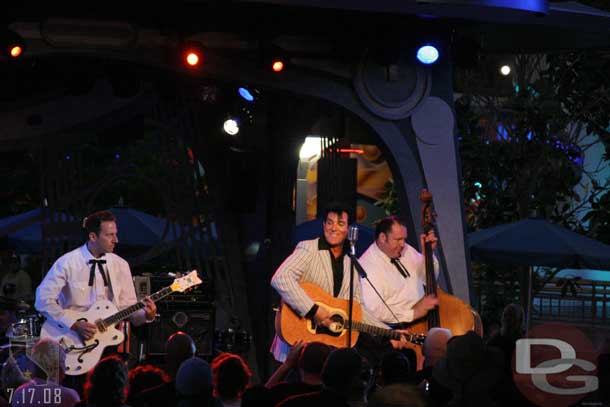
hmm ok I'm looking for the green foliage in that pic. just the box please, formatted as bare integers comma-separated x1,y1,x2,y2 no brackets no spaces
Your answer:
457,52,610,324
375,179,399,216
583,189,610,244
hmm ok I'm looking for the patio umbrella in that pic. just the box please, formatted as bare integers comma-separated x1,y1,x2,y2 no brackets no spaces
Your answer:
0,207,178,252
468,218,610,270
467,218,610,328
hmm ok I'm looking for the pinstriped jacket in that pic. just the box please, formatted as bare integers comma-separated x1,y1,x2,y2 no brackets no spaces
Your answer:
270,237,390,361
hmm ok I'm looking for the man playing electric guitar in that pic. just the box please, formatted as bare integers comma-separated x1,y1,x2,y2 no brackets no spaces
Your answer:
35,210,156,365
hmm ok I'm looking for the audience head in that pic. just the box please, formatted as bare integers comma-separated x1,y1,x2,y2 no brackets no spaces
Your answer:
500,303,524,337
297,341,332,380
1,355,28,391
321,348,365,396
380,351,411,385
211,353,251,401
128,364,169,400
84,355,129,406
165,331,197,379
176,357,214,407
433,331,504,405
422,327,452,368
30,338,66,383
241,384,273,407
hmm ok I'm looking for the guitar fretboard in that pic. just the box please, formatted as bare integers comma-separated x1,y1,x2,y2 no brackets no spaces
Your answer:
349,321,416,342
103,287,174,327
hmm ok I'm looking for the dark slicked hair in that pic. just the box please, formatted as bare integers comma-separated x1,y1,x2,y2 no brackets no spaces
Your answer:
83,210,116,236
374,216,407,240
321,202,352,224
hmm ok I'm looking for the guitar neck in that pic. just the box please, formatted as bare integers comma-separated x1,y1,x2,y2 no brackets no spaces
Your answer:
103,286,173,326
349,321,408,342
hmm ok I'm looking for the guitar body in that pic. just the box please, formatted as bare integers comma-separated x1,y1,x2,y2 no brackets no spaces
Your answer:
277,282,362,348
40,300,124,376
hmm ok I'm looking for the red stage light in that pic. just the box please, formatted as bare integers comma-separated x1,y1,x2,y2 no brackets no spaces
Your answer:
185,51,200,67
9,45,22,58
338,148,364,154
272,60,284,72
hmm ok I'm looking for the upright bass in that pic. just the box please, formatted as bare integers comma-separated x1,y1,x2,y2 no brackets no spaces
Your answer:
404,189,483,369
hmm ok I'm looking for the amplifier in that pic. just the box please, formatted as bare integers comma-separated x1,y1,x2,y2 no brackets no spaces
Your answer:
130,306,215,358
133,273,213,304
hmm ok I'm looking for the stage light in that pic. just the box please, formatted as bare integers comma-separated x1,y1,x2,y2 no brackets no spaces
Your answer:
271,59,285,72
180,41,204,69
299,137,321,160
500,65,511,76
416,45,439,65
238,87,254,102
223,118,240,135
10,45,22,58
0,28,26,59
185,51,200,67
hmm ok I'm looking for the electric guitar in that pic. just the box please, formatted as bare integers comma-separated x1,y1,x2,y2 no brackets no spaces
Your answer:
40,270,202,375
276,282,425,348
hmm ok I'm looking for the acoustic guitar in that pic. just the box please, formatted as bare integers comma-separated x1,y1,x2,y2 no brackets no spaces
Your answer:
276,282,425,348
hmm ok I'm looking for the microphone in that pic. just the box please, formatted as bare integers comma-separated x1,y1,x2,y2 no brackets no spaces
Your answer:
348,224,358,256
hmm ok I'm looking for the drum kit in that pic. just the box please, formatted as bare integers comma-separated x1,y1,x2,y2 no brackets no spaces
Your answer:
1,297,42,349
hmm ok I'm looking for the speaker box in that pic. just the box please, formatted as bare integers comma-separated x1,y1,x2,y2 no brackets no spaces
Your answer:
131,307,214,358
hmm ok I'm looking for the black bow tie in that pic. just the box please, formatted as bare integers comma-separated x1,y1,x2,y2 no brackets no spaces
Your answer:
391,258,410,279
88,259,108,287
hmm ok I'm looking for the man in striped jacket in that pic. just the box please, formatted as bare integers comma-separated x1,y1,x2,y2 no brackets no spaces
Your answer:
270,203,407,362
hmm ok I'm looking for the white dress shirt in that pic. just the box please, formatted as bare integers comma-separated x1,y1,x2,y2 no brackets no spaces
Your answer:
35,244,147,330
359,241,439,324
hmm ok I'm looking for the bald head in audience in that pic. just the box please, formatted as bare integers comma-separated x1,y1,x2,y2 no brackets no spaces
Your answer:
423,327,452,368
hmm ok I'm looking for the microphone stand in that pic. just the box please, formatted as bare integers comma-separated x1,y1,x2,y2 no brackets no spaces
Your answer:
347,241,356,348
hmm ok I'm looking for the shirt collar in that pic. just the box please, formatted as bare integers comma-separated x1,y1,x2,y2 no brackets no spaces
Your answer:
81,243,106,262
318,235,350,254
373,241,396,264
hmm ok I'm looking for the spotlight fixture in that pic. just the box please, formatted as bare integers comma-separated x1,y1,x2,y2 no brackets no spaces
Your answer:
0,28,26,59
238,87,255,102
271,58,285,72
10,45,22,58
500,65,511,76
186,52,199,66
180,41,204,69
223,118,240,135
416,44,439,65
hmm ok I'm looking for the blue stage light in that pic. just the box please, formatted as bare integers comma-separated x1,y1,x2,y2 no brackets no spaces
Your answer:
238,87,254,102
416,45,439,65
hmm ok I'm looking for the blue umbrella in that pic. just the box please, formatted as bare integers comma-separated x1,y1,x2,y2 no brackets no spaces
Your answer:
468,218,610,329
0,208,179,251
468,218,610,270
0,209,75,252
